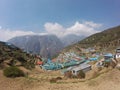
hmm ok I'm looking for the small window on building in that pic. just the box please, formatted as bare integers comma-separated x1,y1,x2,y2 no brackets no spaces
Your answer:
73,70,75,73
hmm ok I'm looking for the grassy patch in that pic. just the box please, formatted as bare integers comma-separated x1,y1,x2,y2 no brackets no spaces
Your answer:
3,66,25,78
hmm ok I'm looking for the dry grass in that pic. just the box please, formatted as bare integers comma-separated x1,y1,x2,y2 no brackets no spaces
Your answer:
0,66,120,90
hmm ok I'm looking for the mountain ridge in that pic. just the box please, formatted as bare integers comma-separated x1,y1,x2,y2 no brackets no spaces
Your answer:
62,25,120,52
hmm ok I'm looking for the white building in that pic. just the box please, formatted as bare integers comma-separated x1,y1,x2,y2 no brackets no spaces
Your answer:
115,47,120,59
71,64,91,76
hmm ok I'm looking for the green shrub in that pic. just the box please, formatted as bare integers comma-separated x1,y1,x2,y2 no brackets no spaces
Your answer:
77,70,85,79
104,62,110,68
110,61,117,68
3,66,25,78
9,60,16,66
50,77,62,83
56,77,62,80
50,78,57,83
64,71,73,78
23,62,35,70
97,67,102,71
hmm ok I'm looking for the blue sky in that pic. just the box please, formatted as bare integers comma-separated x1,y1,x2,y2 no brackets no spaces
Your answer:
0,0,120,41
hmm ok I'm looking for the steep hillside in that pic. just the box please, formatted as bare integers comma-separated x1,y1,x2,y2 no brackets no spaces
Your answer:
0,41,35,69
8,35,64,58
63,25,120,52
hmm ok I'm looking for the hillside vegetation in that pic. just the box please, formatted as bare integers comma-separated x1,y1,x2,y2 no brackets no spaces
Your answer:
63,25,120,52
0,41,35,69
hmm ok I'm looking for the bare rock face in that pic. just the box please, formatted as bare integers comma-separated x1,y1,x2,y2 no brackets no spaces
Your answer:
8,35,64,58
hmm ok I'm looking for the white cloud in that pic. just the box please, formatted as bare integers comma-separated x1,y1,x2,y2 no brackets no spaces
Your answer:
44,22,65,37
0,26,2,29
44,21,102,37
84,21,102,28
0,28,35,41
0,21,102,41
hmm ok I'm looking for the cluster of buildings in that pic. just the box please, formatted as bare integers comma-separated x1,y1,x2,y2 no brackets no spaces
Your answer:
35,47,120,77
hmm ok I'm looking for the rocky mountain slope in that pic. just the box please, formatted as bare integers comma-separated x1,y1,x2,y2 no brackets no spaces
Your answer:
8,35,64,58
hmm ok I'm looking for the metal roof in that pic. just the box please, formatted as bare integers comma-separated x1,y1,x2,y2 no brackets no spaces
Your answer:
104,53,113,57
72,64,91,71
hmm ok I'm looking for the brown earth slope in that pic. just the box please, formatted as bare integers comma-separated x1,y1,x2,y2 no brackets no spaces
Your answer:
0,68,120,90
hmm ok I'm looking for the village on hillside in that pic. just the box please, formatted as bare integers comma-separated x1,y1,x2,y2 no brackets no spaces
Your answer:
35,47,120,80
